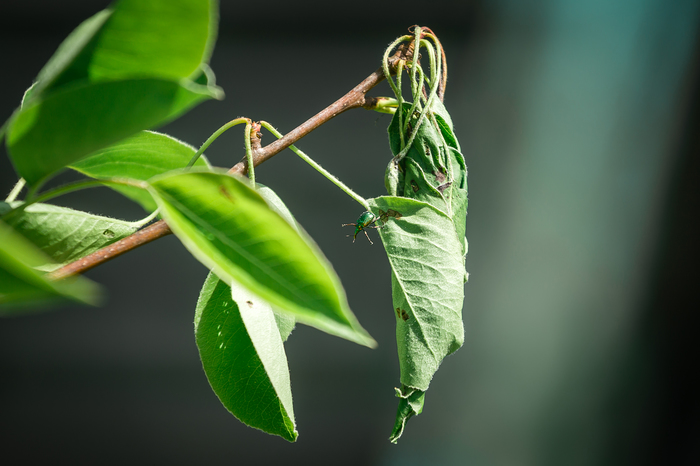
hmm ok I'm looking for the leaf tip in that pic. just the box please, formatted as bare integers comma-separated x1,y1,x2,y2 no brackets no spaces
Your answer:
388,386,425,444
352,327,378,349
285,428,299,443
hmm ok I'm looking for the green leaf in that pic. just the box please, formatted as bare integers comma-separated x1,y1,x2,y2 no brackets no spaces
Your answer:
22,9,113,104
76,0,217,82
6,76,222,187
6,0,222,187
430,99,461,152
0,202,139,272
71,131,211,211
195,272,298,442
368,196,465,441
194,276,294,343
149,169,375,348
27,0,218,103
0,221,101,312
370,196,464,389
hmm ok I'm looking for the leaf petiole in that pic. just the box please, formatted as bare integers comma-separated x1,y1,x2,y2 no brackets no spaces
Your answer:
5,178,26,203
187,117,249,168
244,120,255,187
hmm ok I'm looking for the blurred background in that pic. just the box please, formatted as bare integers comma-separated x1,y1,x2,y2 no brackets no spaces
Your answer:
1,0,698,464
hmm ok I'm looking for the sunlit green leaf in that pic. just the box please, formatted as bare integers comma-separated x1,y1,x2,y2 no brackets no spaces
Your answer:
195,272,298,442
0,202,139,272
79,0,217,82
22,9,113,104
27,0,218,103
71,131,211,211
149,169,375,348
6,0,222,187
6,76,222,187
0,221,101,312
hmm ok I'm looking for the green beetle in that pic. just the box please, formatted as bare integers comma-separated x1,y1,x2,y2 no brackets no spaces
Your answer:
342,211,382,244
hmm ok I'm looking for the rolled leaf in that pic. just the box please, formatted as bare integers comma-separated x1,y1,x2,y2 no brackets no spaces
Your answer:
378,95,468,442
369,196,465,391
387,100,467,239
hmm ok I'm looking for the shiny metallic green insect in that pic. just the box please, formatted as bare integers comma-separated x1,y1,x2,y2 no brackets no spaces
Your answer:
342,211,382,244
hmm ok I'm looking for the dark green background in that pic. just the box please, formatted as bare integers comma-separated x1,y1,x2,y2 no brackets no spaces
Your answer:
1,0,698,464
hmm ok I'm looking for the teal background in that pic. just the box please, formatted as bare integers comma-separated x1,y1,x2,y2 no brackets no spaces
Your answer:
1,0,698,464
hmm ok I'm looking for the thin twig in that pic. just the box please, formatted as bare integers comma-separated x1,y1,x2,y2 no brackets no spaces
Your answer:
49,45,411,281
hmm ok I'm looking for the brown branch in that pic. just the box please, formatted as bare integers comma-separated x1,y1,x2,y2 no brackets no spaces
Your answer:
49,44,412,281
